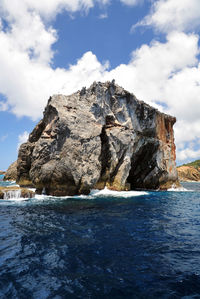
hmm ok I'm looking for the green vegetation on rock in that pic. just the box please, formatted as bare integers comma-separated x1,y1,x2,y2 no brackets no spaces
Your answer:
177,159,200,182
181,159,200,169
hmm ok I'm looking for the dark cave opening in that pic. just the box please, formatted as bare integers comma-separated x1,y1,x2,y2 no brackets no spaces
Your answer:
127,141,160,190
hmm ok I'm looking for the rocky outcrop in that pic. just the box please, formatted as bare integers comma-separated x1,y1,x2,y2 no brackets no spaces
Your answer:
17,81,179,196
177,165,200,182
0,171,5,175
4,161,17,181
0,186,35,199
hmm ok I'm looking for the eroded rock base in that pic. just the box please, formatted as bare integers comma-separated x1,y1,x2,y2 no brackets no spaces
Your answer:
0,187,35,199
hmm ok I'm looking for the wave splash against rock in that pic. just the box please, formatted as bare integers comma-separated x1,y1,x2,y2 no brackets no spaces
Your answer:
16,81,179,196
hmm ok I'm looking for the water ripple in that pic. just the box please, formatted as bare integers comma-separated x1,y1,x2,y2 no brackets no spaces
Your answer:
0,183,200,297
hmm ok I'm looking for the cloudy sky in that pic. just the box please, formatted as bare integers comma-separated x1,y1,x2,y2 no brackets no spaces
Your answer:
0,0,200,170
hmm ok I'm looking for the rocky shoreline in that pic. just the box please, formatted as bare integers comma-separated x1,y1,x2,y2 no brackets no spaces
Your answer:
177,165,200,182
1,171,35,199
0,186,35,199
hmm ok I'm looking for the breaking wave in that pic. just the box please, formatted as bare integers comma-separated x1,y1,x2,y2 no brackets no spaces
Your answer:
34,188,148,202
167,186,190,192
89,187,148,198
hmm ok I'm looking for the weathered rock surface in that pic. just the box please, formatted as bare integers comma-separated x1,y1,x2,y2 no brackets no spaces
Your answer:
4,161,17,181
177,165,200,182
0,186,35,199
17,81,179,196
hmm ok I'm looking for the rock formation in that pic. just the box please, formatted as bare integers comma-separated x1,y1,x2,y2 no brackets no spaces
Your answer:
0,186,35,199
177,164,200,182
17,81,179,196
4,161,17,181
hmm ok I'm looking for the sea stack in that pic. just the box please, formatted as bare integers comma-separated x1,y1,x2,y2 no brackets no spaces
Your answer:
17,81,179,195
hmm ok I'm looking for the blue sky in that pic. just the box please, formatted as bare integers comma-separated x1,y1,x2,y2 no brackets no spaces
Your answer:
0,0,200,170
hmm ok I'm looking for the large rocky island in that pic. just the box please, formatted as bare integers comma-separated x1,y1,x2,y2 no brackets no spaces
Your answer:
16,81,179,196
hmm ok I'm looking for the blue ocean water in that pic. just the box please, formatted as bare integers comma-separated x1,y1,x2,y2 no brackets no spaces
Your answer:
0,179,200,298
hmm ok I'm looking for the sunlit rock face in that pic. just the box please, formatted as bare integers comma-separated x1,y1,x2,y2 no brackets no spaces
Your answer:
17,81,179,196
177,165,200,182
4,161,17,181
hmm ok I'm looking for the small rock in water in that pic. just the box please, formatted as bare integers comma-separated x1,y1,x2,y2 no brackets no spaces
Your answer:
0,187,35,199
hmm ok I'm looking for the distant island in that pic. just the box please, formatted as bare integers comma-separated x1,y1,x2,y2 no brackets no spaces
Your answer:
177,160,200,182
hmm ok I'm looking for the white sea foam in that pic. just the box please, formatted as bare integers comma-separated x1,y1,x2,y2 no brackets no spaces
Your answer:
34,194,52,200
89,187,148,198
28,188,36,192
34,188,148,201
1,186,148,204
2,190,29,201
167,186,191,192
4,197,29,202
2,188,36,202
34,194,72,202
3,189,21,200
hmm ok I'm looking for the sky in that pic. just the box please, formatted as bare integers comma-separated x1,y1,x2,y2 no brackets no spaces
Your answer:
0,0,200,170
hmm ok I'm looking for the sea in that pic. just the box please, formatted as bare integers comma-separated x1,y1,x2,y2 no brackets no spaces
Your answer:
1,174,200,299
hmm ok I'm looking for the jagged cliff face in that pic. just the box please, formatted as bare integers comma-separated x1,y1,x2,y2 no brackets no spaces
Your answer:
17,81,179,195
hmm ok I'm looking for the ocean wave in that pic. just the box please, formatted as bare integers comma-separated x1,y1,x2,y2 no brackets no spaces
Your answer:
0,187,148,205
167,186,191,192
34,188,148,201
89,187,148,198
2,197,29,202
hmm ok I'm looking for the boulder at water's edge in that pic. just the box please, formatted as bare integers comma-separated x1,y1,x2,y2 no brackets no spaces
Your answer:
16,81,180,195
4,161,17,181
0,186,35,199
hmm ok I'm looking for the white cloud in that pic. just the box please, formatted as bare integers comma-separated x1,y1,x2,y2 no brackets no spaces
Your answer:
0,0,200,164
0,134,8,142
0,100,8,111
120,0,143,6
99,13,108,19
0,39,108,120
0,0,110,21
132,0,200,33
177,147,200,162
103,32,200,163
105,32,199,107
17,131,29,150
128,0,200,163
0,0,109,120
